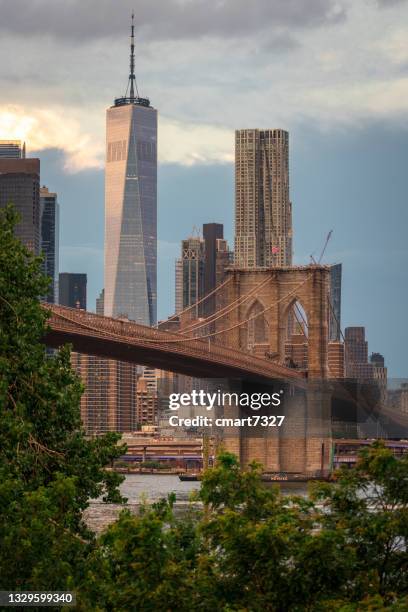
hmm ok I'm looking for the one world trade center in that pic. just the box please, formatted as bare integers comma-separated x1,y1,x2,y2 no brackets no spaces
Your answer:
104,14,157,325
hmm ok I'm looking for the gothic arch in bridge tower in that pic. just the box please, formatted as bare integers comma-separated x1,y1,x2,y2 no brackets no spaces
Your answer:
282,298,309,371
221,266,329,379
242,299,269,354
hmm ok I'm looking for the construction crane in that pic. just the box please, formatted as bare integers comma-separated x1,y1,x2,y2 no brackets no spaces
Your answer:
310,230,333,265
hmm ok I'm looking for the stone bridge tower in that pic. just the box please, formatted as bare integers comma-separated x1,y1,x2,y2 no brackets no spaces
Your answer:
217,265,332,476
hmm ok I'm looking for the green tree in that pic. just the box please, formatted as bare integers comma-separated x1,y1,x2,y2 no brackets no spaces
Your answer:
0,205,126,596
1,204,408,611
90,448,408,611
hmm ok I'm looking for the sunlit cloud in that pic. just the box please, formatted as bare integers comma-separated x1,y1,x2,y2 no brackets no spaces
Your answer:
0,105,103,172
159,118,233,166
0,105,235,172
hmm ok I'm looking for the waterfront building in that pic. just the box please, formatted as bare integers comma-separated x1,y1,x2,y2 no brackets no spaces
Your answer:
58,273,87,310
40,186,59,303
135,378,158,426
104,14,157,325
0,157,40,254
234,129,292,268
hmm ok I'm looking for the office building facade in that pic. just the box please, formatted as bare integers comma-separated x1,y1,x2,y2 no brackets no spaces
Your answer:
59,273,87,310
344,327,373,380
40,186,59,303
329,264,342,341
176,236,205,317
0,158,40,254
202,223,233,315
234,129,292,268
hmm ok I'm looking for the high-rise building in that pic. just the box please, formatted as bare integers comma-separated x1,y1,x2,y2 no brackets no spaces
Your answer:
215,238,234,286
135,378,158,426
234,129,292,268
40,186,59,303
0,140,26,158
96,288,105,315
176,236,205,317
329,264,342,341
59,273,87,310
175,259,183,314
74,288,141,435
75,354,138,434
202,223,233,315
344,327,373,380
328,341,345,378
104,15,157,325
203,223,223,294
0,158,40,254
370,352,387,405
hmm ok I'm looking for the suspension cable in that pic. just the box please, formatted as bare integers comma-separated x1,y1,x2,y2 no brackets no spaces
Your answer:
50,273,315,346
163,276,232,324
181,276,272,333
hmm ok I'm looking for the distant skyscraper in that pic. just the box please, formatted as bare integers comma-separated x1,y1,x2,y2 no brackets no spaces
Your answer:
202,223,233,315
344,327,373,380
104,15,157,325
370,352,387,404
329,264,342,341
176,235,205,317
40,186,59,303
175,259,183,314
0,140,25,158
203,223,223,295
96,288,105,315
0,158,40,254
59,273,87,309
234,129,292,268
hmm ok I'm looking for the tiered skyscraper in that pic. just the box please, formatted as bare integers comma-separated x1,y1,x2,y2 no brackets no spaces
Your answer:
104,14,157,325
234,129,292,268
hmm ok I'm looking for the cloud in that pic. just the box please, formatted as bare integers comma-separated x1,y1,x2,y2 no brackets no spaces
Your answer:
0,104,235,171
0,0,346,42
376,0,408,7
0,105,103,172
159,118,233,165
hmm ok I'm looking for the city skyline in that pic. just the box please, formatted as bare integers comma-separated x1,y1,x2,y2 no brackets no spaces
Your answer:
0,1,407,376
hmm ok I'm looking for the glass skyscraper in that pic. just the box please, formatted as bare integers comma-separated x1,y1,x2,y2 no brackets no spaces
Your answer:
104,17,157,325
40,186,59,304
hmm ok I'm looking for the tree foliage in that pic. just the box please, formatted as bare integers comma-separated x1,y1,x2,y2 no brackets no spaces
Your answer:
1,205,408,611
0,205,126,595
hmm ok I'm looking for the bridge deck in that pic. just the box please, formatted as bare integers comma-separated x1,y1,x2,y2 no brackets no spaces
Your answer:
43,304,306,386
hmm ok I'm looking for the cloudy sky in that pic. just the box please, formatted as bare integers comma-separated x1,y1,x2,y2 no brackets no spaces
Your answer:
1,0,407,376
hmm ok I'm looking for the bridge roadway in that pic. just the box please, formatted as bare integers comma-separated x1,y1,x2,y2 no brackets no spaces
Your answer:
43,304,306,386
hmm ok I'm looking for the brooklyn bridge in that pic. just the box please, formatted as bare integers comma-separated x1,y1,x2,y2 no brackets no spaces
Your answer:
45,266,328,383
43,265,406,476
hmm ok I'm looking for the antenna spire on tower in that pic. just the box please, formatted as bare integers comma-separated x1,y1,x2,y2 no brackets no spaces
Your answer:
129,12,136,101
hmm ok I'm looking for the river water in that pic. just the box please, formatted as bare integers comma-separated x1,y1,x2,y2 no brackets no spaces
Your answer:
84,474,309,534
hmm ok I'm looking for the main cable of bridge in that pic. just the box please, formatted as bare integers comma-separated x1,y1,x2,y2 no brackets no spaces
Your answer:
49,273,314,346
181,275,272,334
163,276,233,324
